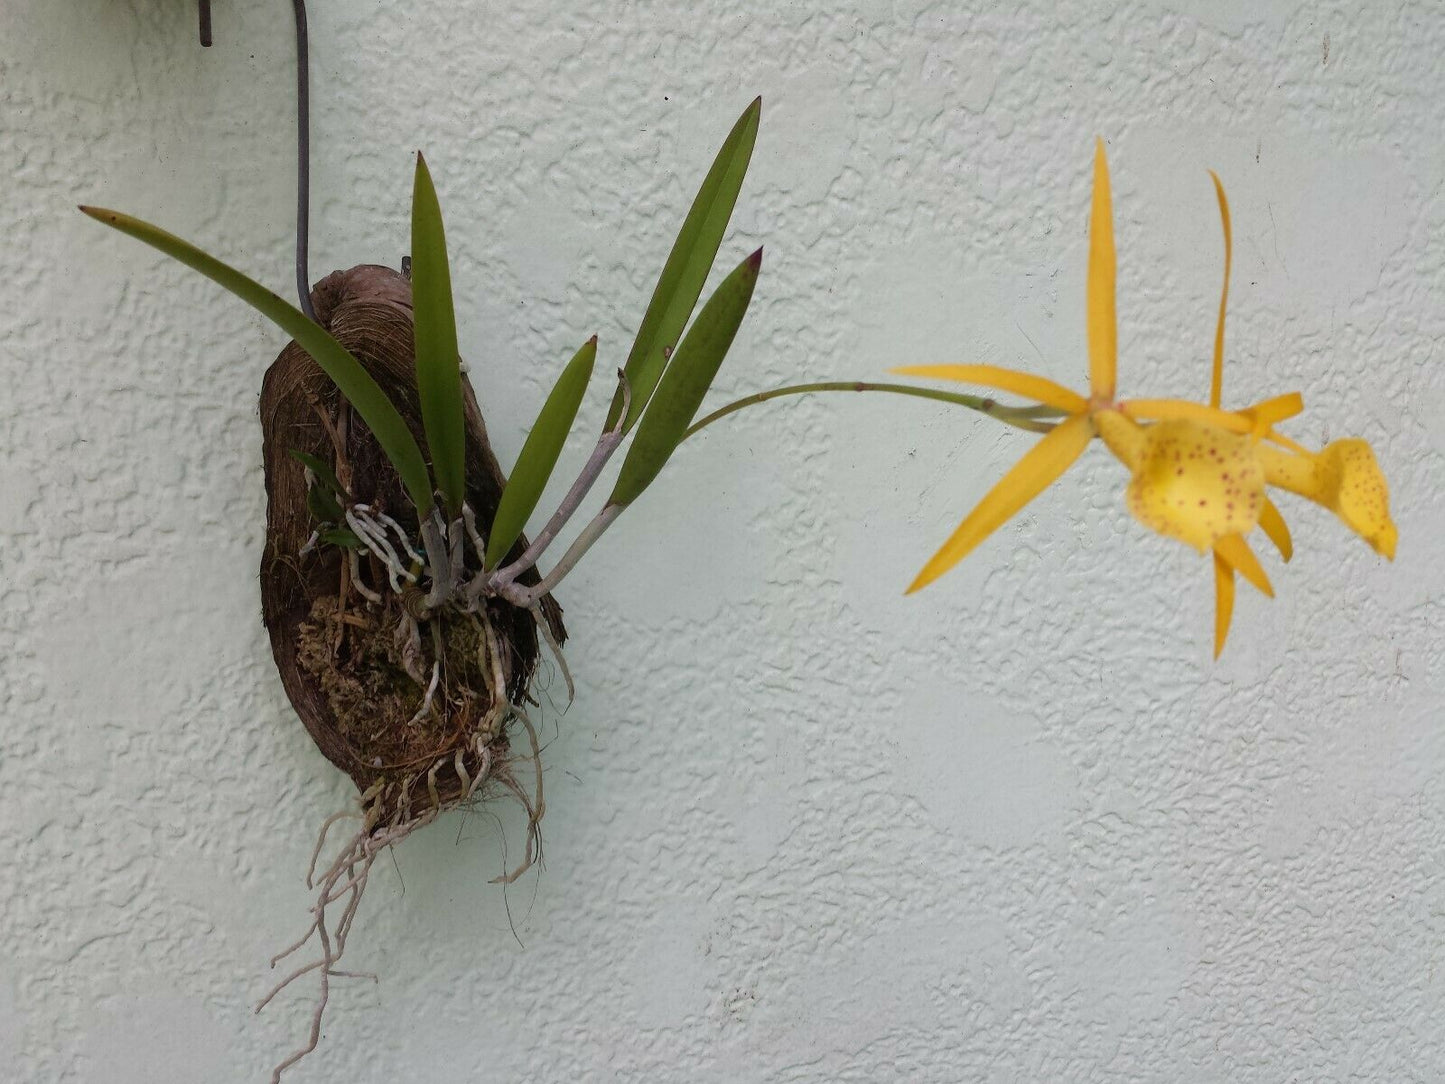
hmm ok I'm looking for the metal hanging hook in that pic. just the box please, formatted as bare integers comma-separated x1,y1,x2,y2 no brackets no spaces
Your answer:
195,1,316,322
290,0,315,320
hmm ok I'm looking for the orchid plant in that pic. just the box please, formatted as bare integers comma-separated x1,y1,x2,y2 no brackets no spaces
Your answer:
83,103,766,628
81,123,1394,666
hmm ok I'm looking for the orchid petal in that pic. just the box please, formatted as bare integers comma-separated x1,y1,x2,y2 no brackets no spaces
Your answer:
1088,138,1117,401
906,414,1093,593
1214,533,1274,598
1258,497,1293,561
1260,440,1397,558
1212,551,1235,659
1122,399,1258,434
892,364,1088,414
1122,399,1250,431
1243,392,1305,431
1208,171,1231,409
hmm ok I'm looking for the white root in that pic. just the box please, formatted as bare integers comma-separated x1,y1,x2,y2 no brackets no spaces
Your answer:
261,702,543,1081
258,801,442,1084
453,747,471,796
407,660,441,726
492,704,545,885
469,607,511,744
345,508,415,593
467,740,492,800
347,549,384,605
306,809,360,890
392,611,426,686
461,502,487,566
360,505,426,567
532,603,574,704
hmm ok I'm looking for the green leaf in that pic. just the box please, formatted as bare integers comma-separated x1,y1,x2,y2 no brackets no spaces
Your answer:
307,483,344,525
289,449,348,498
609,248,762,508
410,152,467,517
321,527,364,549
485,336,598,569
604,97,761,433
80,206,436,515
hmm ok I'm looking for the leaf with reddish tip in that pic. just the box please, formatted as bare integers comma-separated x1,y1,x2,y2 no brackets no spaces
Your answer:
486,336,599,569
605,97,761,433
609,248,762,508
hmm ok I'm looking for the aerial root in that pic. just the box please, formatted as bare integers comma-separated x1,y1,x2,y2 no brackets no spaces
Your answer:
258,796,441,1083
259,692,546,1080
407,660,441,725
492,704,545,885
393,610,426,686
347,548,383,605
532,602,574,704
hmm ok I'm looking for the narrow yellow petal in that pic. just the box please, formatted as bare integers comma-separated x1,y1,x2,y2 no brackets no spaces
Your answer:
906,414,1094,593
1088,138,1117,401
1208,171,1232,409
1243,392,1305,430
1258,496,1293,561
891,364,1088,414
1214,533,1274,598
1213,551,1235,659
1121,398,1254,434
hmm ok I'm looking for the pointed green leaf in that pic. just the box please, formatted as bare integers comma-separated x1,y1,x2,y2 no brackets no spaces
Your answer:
80,206,435,515
604,97,761,433
321,527,364,549
609,248,762,507
307,483,344,525
410,152,466,517
485,336,598,569
289,449,348,498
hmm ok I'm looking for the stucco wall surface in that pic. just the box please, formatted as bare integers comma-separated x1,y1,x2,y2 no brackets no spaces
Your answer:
3,0,1445,1080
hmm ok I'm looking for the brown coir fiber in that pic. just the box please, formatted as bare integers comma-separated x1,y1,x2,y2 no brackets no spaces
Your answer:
255,264,565,1080
260,264,564,819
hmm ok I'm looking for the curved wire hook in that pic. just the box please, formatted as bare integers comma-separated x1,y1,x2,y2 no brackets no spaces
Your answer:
290,0,315,320
197,1,316,322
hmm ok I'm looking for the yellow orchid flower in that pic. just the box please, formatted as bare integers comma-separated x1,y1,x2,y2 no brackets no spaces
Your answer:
896,139,1396,656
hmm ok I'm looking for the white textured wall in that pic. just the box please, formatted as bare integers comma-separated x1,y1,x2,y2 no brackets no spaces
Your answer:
4,1,1444,1080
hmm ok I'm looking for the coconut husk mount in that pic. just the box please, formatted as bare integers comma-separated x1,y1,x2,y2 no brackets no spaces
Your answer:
253,262,569,1080
260,263,566,826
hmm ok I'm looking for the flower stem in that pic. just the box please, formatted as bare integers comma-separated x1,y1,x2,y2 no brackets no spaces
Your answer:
682,381,1066,440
